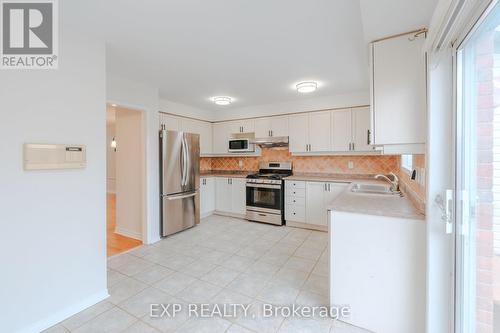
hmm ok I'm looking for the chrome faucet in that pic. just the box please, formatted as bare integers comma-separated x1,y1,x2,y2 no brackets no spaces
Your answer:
375,172,400,192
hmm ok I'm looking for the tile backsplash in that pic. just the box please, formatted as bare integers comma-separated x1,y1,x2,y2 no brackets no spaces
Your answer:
398,154,426,206
202,148,399,175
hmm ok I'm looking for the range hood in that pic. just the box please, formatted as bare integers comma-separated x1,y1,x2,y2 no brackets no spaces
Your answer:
250,136,289,148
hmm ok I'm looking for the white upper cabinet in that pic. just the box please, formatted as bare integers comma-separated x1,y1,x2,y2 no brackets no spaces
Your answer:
254,118,272,137
212,122,232,154
288,113,309,153
228,119,254,134
308,111,331,152
181,118,212,155
254,116,289,137
352,107,372,152
160,114,181,131
371,33,426,146
331,107,373,152
270,116,289,137
331,109,351,152
289,112,331,153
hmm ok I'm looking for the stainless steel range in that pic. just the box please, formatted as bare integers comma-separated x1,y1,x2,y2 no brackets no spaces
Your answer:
246,162,292,225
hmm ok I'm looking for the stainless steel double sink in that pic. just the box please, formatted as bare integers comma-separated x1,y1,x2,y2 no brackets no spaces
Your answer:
351,183,402,196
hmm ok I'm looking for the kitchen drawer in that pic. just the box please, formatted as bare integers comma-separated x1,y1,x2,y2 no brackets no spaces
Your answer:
286,195,305,206
286,180,306,189
285,187,306,198
285,204,305,222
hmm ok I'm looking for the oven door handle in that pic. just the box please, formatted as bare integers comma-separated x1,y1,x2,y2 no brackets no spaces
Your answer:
246,183,281,189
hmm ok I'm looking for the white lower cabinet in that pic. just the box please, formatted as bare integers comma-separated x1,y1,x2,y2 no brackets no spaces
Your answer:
286,180,347,228
231,178,247,215
200,177,215,217
306,182,328,226
306,182,347,226
214,177,246,215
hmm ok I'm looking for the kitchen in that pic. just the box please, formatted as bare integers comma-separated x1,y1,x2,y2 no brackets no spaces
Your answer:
8,0,498,333
155,28,426,333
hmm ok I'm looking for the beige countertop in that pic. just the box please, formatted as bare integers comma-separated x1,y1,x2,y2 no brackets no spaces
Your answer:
327,182,425,220
200,170,251,178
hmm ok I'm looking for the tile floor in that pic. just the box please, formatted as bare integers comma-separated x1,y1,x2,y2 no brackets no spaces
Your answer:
44,215,371,333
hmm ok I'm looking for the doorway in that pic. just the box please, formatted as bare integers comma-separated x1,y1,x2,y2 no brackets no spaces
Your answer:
106,104,145,256
455,2,500,331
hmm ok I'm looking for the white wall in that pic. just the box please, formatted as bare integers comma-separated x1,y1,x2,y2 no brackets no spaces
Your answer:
106,122,116,193
106,75,161,244
211,91,369,121
160,98,215,121
115,108,145,240
0,4,107,333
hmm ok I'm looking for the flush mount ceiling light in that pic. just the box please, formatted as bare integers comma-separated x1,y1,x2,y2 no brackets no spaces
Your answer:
296,81,318,93
212,96,232,106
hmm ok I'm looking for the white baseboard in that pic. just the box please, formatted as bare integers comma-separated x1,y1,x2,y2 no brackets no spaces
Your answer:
201,210,215,219
18,289,109,333
286,220,328,232
114,226,142,240
213,211,246,219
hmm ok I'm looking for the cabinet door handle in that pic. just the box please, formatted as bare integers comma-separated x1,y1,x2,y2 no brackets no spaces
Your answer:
352,143,355,151
271,130,273,137
324,183,327,191
328,183,331,191
367,129,371,145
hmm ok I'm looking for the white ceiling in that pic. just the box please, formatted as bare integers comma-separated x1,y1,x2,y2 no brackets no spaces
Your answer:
97,0,437,112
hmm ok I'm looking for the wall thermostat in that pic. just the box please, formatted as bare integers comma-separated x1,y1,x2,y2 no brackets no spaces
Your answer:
23,143,86,170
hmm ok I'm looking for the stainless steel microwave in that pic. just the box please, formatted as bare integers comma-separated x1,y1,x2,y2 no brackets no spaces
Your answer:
228,138,255,153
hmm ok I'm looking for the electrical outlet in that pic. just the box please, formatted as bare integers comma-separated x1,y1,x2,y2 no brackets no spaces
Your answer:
238,160,243,169
348,161,354,169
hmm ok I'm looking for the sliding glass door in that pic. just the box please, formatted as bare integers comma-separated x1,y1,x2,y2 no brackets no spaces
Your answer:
455,3,500,331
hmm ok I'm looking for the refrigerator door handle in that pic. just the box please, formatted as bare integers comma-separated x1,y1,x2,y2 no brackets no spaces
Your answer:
164,191,197,200
185,134,190,186
181,136,187,186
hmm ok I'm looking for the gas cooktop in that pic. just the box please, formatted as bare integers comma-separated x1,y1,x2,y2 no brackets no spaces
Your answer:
246,173,288,180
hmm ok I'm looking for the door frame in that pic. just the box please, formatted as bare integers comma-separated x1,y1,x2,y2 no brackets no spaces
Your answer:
107,102,148,245
451,1,498,331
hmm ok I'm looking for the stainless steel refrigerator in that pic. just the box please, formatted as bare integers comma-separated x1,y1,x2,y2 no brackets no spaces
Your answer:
159,128,200,237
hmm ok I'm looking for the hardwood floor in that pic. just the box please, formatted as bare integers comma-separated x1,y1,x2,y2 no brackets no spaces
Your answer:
107,193,142,257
